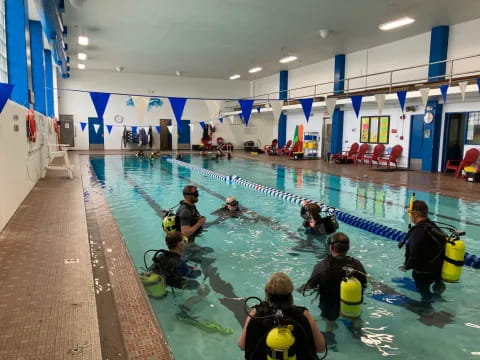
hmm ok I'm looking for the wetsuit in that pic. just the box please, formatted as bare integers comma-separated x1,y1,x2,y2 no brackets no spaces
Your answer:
307,255,367,320
151,250,201,289
404,219,446,302
245,302,317,360
300,206,338,236
176,200,203,242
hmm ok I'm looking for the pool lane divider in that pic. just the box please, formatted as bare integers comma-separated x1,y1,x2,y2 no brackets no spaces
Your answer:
166,158,480,269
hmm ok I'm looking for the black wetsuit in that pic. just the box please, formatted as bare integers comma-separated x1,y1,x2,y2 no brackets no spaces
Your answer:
404,219,446,301
245,302,317,360
176,200,203,242
151,250,200,289
307,255,367,321
300,206,339,236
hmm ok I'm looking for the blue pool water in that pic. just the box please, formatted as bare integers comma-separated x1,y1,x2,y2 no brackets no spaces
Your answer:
90,155,480,359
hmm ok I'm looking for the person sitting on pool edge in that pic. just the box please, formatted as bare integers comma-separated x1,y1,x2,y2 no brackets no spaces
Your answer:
300,201,339,236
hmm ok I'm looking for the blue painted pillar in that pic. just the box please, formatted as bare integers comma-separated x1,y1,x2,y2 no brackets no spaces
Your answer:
422,100,443,172
334,54,345,95
428,26,449,82
29,21,47,115
331,109,344,154
5,0,30,106
278,70,288,147
44,50,55,117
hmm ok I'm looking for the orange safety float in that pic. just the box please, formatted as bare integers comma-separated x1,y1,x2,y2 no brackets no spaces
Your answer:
26,109,37,142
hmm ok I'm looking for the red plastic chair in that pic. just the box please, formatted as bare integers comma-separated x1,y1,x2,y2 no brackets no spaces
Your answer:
348,143,369,165
264,139,278,155
444,148,480,177
365,144,385,167
334,143,359,161
378,145,403,168
278,140,293,156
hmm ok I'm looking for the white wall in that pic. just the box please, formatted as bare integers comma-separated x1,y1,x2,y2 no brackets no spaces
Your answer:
289,59,334,98
58,70,250,150
0,101,57,231
446,18,480,77
250,73,279,99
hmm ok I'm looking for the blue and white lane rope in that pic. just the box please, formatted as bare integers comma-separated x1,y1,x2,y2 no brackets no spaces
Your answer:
166,158,480,269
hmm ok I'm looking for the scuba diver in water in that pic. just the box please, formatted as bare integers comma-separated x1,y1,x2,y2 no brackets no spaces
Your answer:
300,201,339,237
238,272,326,360
176,185,206,243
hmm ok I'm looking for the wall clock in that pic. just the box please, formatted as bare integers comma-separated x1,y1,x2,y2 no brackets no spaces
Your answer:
424,112,434,124
114,114,124,124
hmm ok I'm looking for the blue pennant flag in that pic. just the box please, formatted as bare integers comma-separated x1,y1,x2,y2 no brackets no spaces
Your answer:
155,126,161,134
239,113,243,120
476,78,480,95
257,107,261,113
89,92,111,118
238,99,254,126
397,91,407,112
168,97,187,131
0,83,14,114
199,121,206,130
80,122,87,132
106,125,113,134
440,84,449,103
300,98,314,123
219,117,223,124
350,95,363,118
131,126,137,135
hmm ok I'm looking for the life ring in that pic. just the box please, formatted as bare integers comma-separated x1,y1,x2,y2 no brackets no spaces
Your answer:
26,110,37,142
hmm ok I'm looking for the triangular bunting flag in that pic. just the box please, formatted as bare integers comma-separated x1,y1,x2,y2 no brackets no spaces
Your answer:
299,98,314,123
397,91,407,112
477,78,480,95
238,99,254,127
199,121,206,130
169,97,187,130
188,123,195,130
131,126,137,135
89,92,110,118
326,97,336,116
93,124,100,134
458,81,468,102
229,116,234,125
0,83,14,114
219,117,223,124
440,84,449,103
420,88,430,106
80,122,87,132
106,125,113,134
375,94,385,114
155,125,161,134
132,96,148,122
239,113,243,121
270,100,283,122
257,107,261,113
350,95,363,118
167,125,173,134
204,100,220,121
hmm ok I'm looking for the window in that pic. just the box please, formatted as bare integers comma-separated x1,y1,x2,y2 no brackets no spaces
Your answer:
466,112,480,145
360,116,390,144
0,0,6,83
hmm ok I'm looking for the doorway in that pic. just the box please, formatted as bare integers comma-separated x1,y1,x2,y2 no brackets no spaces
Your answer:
160,119,172,151
177,120,191,150
88,117,104,150
321,117,331,159
59,114,75,147
442,113,466,171
409,114,424,170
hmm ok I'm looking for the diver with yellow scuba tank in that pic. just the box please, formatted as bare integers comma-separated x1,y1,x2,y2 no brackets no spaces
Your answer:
399,196,466,304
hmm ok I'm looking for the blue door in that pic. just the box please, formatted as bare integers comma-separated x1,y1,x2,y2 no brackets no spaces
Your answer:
409,115,424,170
88,117,104,149
178,119,190,149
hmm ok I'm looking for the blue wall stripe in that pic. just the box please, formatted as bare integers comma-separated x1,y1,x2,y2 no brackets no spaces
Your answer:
331,108,344,154
334,54,345,95
5,0,30,107
422,100,443,172
428,26,449,82
278,70,288,147
29,20,47,115
44,50,54,117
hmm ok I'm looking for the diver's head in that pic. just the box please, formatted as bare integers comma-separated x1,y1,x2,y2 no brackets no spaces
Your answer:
410,200,428,224
183,185,199,204
264,272,294,306
328,232,350,256
226,196,239,211
165,231,188,252
304,203,321,222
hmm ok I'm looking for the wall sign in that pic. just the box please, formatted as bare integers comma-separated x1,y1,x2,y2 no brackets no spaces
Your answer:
360,116,390,144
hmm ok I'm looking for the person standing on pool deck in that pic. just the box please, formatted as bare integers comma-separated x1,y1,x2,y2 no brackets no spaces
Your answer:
176,185,206,243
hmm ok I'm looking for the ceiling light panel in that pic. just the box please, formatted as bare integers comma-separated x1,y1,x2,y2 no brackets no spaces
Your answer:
279,55,298,64
379,17,415,31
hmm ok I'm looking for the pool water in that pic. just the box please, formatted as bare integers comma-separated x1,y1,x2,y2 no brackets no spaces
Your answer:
89,155,480,359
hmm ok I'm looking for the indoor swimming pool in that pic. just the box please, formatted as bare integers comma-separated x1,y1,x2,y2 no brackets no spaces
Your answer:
89,155,480,359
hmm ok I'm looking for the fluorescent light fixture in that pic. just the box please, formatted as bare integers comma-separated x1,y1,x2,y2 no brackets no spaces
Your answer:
78,35,89,46
78,53,87,61
229,74,241,80
248,67,262,74
78,63,86,70
279,55,298,64
379,17,415,31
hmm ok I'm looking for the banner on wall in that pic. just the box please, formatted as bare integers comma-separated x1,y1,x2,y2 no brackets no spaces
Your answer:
396,91,407,112
326,97,336,116
350,95,363,118
375,94,385,114
440,84,449,103
419,88,430,106
80,122,87,132
369,117,379,143
155,125,161,134
238,99,254,127
300,98,313,123
458,81,468,102
89,92,110,118
106,125,113,134
360,117,369,143
0,83,14,114
379,116,389,143
169,97,188,131
132,96,148,122
270,100,283,122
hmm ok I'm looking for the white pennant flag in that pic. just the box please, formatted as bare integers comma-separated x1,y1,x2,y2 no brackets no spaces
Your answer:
132,96,148,122
458,81,468,102
167,125,174,134
205,100,221,122
270,100,284,122
230,115,234,124
326,97,337,116
375,94,386,114
189,123,195,130
419,88,430,107
93,124,100,134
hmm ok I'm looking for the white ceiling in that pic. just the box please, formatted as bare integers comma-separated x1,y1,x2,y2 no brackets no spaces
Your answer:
63,0,480,79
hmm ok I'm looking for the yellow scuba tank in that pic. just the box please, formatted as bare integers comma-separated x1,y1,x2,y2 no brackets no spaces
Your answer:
266,325,296,360
340,277,362,318
162,212,176,233
441,237,465,282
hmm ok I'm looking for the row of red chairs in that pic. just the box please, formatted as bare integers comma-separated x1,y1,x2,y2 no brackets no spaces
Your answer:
265,139,300,156
335,143,403,168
